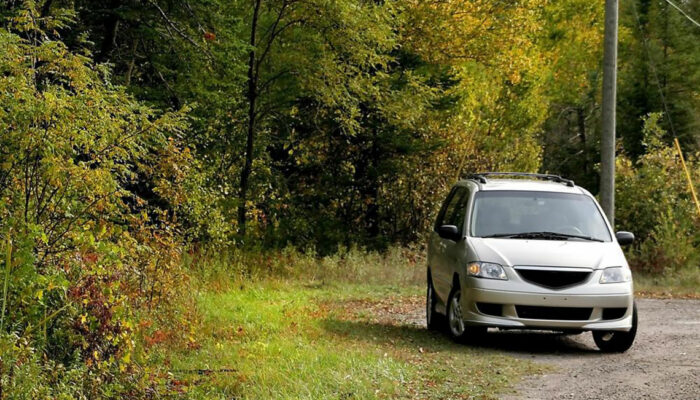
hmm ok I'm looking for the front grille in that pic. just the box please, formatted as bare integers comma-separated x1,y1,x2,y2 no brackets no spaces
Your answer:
477,302,502,317
602,307,627,320
516,305,592,320
515,267,591,289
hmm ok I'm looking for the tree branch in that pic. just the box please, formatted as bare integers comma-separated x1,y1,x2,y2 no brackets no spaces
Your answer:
147,0,213,59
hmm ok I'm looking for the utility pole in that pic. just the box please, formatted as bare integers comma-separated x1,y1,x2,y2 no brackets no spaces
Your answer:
600,0,618,226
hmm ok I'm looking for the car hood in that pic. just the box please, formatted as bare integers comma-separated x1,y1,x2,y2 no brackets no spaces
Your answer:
469,238,628,269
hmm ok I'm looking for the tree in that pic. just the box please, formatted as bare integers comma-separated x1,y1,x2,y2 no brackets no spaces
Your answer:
18,0,628,250
539,0,605,192
234,0,402,236
618,0,700,157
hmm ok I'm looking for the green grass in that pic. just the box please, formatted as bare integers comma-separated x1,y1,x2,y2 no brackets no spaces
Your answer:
634,267,700,299
152,282,542,399
153,245,697,398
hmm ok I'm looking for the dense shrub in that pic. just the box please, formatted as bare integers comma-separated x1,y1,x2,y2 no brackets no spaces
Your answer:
0,6,193,398
616,113,700,273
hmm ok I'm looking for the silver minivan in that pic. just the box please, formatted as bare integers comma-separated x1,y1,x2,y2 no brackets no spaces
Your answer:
426,172,637,352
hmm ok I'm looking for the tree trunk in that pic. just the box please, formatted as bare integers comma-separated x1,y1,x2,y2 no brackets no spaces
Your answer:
576,107,589,175
364,129,380,239
97,1,122,63
238,0,262,236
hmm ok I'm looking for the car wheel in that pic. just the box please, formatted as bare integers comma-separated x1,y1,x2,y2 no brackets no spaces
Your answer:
446,287,485,342
426,276,443,330
593,302,638,353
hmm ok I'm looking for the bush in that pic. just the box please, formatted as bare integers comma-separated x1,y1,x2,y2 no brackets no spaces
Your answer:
0,5,194,397
616,113,700,274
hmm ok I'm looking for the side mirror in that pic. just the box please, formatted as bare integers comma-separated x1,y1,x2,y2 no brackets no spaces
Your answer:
616,231,635,246
438,225,460,241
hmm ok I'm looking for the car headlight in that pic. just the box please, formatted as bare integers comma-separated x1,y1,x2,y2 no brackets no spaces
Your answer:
599,267,632,284
467,262,508,280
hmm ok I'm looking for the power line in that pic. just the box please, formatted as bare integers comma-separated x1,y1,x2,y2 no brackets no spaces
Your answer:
662,0,700,28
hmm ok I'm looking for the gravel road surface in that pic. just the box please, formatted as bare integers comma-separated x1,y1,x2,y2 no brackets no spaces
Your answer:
494,299,700,399
394,297,699,399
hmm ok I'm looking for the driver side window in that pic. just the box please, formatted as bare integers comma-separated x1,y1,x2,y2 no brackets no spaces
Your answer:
435,188,458,230
448,188,470,235
435,187,469,233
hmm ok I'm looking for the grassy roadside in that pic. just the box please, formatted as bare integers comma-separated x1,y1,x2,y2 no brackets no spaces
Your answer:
144,246,696,398
633,268,700,299
150,281,543,399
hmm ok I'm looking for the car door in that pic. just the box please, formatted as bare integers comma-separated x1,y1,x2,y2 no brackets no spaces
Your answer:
442,187,471,292
431,186,469,302
429,187,457,304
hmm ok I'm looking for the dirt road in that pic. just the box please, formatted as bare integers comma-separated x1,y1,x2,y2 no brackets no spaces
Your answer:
498,299,700,399
395,297,700,399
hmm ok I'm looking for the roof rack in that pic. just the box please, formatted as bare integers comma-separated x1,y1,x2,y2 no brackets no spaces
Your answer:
465,172,575,187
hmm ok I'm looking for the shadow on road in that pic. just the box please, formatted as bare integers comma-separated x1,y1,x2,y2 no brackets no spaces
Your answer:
474,329,598,355
322,318,600,356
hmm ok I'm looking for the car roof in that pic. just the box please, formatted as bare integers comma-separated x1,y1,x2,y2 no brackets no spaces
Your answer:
459,178,587,194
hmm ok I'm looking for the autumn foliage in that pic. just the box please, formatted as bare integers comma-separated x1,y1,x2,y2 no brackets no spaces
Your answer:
0,0,698,398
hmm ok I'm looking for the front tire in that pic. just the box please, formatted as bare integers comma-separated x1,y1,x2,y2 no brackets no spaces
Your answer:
593,302,638,353
446,287,486,342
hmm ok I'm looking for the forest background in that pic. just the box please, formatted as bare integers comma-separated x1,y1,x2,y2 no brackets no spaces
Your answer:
0,0,698,398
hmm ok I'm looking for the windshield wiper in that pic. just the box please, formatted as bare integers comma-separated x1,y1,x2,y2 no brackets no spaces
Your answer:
482,231,604,242
482,233,520,238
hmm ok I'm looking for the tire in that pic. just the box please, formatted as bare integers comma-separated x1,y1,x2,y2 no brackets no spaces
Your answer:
446,286,486,343
593,302,638,353
426,275,444,330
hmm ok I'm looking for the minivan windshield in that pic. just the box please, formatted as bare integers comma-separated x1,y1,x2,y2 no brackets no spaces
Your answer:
470,191,612,242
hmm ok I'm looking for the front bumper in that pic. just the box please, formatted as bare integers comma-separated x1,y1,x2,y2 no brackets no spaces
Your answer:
461,285,634,332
